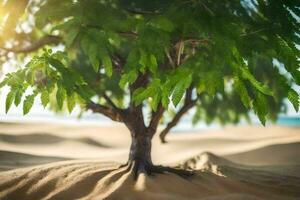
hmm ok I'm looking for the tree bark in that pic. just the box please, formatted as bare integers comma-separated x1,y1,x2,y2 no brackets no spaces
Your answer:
159,99,196,143
125,126,193,179
123,115,155,178
115,105,194,179
128,130,153,170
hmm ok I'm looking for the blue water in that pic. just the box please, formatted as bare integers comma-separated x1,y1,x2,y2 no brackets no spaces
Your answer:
0,113,299,130
277,116,300,127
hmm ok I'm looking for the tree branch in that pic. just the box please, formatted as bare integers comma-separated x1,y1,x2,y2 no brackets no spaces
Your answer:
117,31,138,38
159,101,196,143
198,0,215,16
176,40,185,66
125,72,150,129
87,102,124,122
171,37,210,66
159,87,196,143
129,72,149,103
123,7,161,15
103,93,120,111
182,38,210,45
185,86,193,104
86,25,138,38
111,53,125,73
147,104,165,136
164,48,175,68
0,27,137,56
0,35,61,54
240,27,273,37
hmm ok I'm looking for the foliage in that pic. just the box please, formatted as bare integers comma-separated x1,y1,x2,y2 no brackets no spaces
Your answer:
0,0,299,126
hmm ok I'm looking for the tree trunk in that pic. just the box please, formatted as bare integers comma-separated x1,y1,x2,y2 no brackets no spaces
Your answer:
123,112,193,179
128,131,153,172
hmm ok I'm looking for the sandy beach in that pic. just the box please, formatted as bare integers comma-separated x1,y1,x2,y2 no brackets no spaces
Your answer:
0,123,300,199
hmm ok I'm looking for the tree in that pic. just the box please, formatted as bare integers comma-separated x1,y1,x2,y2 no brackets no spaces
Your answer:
0,0,299,177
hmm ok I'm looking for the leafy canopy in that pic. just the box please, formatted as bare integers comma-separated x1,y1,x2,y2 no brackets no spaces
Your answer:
0,0,299,126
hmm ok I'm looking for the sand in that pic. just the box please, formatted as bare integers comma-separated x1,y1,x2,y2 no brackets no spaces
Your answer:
0,122,300,199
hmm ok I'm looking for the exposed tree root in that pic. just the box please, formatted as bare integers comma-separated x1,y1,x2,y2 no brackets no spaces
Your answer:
119,161,194,180
149,165,194,178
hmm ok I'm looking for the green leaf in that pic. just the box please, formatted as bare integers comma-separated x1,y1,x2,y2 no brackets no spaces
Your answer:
172,74,192,106
81,35,100,72
119,70,137,88
89,44,100,72
107,31,121,47
23,95,35,115
56,86,66,109
162,95,170,109
275,35,298,73
253,91,268,126
65,28,79,47
126,48,140,70
149,54,157,74
150,16,175,32
25,69,34,85
150,93,161,111
288,89,299,112
48,57,66,72
172,81,186,107
102,55,113,77
80,29,110,72
14,89,23,106
290,70,300,85
241,67,273,96
199,71,223,96
132,87,146,104
161,79,172,108
133,79,160,105
139,49,147,73
7,71,25,87
67,93,76,113
52,17,80,47
80,34,90,56
41,89,50,108
5,90,15,113
0,78,8,88
233,77,251,108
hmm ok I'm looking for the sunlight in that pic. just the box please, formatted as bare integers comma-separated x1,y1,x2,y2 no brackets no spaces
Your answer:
0,0,29,41
135,173,146,191
0,1,9,35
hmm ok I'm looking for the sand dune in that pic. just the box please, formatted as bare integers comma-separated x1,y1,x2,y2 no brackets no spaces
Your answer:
1,154,299,200
0,150,69,171
0,123,300,199
225,142,300,165
0,133,110,148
